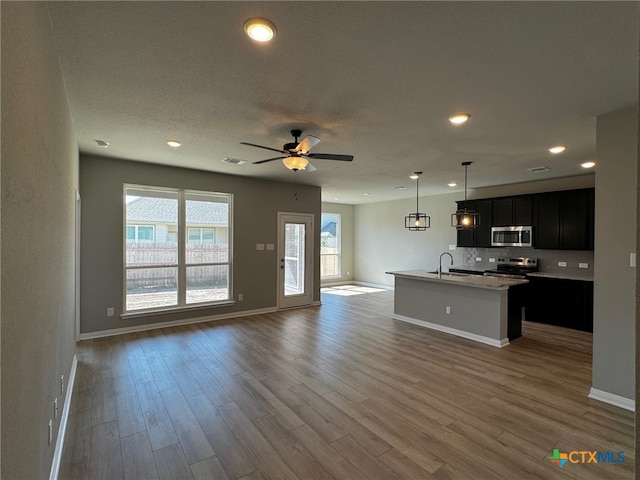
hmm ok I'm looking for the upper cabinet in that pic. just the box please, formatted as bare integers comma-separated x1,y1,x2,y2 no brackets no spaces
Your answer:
456,188,594,250
455,199,493,248
533,188,594,250
492,195,533,226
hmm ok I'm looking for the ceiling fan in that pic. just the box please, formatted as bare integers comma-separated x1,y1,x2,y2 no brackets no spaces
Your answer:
241,129,354,171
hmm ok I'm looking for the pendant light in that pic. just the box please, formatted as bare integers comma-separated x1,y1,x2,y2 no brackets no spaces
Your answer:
405,172,430,230
451,161,480,229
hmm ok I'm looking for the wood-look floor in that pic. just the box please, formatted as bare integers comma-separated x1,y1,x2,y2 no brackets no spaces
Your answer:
60,287,634,480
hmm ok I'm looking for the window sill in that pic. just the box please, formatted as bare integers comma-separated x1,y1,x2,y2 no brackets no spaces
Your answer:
121,300,236,320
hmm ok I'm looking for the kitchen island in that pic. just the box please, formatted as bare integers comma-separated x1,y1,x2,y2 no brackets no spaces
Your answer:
386,270,528,347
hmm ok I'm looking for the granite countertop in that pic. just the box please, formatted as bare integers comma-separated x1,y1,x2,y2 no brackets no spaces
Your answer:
525,271,594,282
386,270,528,291
451,265,594,282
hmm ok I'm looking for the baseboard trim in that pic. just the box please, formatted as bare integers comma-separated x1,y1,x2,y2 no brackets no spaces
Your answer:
49,354,78,480
78,306,279,340
392,313,509,348
588,387,635,411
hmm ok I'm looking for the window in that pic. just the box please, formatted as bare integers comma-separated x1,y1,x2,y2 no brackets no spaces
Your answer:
126,225,155,242
320,213,340,277
188,227,214,244
124,185,232,312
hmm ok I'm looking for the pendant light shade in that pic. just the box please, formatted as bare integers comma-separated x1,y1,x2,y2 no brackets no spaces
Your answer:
405,172,430,230
451,162,480,229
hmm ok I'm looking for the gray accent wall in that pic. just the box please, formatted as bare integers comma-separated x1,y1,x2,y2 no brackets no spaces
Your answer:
80,155,321,335
1,3,79,478
594,105,638,401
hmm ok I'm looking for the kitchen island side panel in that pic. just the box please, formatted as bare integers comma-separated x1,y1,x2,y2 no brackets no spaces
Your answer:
393,276,508,342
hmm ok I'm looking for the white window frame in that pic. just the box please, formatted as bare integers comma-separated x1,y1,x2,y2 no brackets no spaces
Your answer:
320,212,341,278
123,184,233,316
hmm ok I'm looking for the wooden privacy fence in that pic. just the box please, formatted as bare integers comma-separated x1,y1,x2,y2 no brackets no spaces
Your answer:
321,246,339,276
126,243,229,291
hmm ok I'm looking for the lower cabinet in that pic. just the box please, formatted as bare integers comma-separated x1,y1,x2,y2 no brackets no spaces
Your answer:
524,276,593,332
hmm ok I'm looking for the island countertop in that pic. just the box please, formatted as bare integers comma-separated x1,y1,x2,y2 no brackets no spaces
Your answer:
385,270,528,290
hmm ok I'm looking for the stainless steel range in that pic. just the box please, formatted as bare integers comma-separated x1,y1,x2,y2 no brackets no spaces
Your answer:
483,257,538,278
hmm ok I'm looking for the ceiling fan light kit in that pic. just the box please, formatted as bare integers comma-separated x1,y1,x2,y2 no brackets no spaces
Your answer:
405,172,430,231
241,129,354,172
451,161,480,229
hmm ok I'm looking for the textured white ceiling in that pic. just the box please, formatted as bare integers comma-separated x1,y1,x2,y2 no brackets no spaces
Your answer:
48,1,639,204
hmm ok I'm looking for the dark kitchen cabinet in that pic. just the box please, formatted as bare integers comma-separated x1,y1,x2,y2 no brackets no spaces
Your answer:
513,196,534,225
455,199,492,247
455,200,475,247
493,195,533,226
533,188,594,250
475,199,493,247
525,276,593,332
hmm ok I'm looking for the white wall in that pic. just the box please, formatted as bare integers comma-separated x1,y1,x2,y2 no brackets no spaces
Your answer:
354,193,461,287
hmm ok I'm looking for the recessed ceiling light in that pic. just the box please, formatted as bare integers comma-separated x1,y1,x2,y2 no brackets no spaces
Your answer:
581,161,596,169
548,145,566,154
363,192,372,196
448,182,457,187
166,140,181,148
95,139,110,148
244,18,276,42
448,113,470,125
393,185,408,190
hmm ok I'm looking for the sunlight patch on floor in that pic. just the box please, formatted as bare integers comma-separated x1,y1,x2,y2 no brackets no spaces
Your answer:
321,285,387,296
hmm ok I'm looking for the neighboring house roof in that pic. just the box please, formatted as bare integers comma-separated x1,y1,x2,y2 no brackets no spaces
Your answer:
321,221,336,237
126,197,228,225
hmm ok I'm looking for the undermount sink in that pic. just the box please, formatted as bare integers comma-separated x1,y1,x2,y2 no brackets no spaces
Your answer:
427,271,469,277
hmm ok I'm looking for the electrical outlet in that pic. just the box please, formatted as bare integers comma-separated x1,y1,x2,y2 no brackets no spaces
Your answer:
448,245,456,251
238,293,243,301
579,263,589,269
475,257,482,262
346,270,350,276
631,253,636,268
106,307,114,317
489,258,496,263
558,261,567,267
445,306,451,315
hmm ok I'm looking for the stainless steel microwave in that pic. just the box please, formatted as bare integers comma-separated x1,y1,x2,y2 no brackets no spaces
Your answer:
491,226,533,247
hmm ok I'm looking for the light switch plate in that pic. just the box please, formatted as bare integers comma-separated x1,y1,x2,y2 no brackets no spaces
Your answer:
558,261,567,267
256,243,265,250
579,263,589,269
489,258,496,263
448,245,456,251
475,257,482,262
266,244,275,251
631,253,636,268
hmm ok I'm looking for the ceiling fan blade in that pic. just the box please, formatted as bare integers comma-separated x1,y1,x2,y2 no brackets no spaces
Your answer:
252,156,286,164
240,142,287,154
295,135,321,154
306,153,354,161
304,162,317,172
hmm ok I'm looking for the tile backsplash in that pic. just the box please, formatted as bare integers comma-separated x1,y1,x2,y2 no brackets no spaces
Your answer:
461,247,593,276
